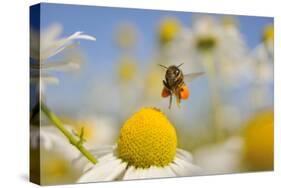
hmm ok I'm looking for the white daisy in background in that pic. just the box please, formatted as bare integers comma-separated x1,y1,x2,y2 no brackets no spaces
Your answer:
193,110,274,175
248,24,274,111
193,136,244,175
78,108,201,182
30,115,117,184
61,116,118,148
30,23,96,93
30,125,82,185
31,115,117,156
163,15,251,90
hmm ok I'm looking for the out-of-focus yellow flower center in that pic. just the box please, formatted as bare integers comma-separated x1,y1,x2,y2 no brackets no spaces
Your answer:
44,157,69,178
222,16,237,28
263,25,274,43
117,107,177,168
41,150,80,185
74,121,94,141
61,117,94,141
196,35,217,52
117,57,137,83
243,110,274,171
159,18,181,45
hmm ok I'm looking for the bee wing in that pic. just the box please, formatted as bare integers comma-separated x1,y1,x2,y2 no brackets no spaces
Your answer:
184,72,204,83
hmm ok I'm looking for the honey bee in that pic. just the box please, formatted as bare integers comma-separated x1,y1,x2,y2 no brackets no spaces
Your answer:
159,63,204,109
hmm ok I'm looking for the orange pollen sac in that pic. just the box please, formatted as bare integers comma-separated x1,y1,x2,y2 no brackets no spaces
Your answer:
161,87,171,98
180,85,189,99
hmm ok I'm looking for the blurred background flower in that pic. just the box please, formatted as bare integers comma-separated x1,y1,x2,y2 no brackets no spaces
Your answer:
30,114,118,185
158,17,181,46
30,23,96,94
193,136,244,175
242,110,274,171
248,24,274,111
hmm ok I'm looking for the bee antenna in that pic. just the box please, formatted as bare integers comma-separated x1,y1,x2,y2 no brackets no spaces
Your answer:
158,64,168,69
177,63,184,68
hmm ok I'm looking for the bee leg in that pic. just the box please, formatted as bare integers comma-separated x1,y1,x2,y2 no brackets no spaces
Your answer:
163,80,170,89
169,95,172,109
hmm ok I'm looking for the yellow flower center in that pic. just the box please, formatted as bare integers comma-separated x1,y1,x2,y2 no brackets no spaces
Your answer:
61,117,94,141
117,56,137,83
41,150,80,185
117,107,177,168
159,18,181,45
243,110,274,171
74,122,94,141
262,25,274,44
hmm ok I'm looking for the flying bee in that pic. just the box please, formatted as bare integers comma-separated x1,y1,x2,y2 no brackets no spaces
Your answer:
159,63,204,109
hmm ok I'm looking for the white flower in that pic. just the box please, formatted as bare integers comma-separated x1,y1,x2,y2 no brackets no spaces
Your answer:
30,125,82,185
167,15,251,88
193,136,244,174
30,125,80,158
30,23,96,93
250,42,273,85
30,23,96,62
30,115,117,158
77,108,201,183
78,146,200,182
248,25,273,110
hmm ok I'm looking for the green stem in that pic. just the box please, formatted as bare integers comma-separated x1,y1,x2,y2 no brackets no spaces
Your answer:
41,103,98,164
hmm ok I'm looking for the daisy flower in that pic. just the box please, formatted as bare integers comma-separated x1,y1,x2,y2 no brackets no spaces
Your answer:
30,125,81,185
77,107,201,182
193,136,244,175
39,147,82,185
158,17,181,46
167,15,251,88
248,24,274,111
193,110,274,174
30,23,96,93
61,116,118,148
30,115,117,184
243,110,274,171
30,115,117,155
115,23,138,50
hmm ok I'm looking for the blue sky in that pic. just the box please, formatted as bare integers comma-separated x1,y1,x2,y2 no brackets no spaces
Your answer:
34,3,273,114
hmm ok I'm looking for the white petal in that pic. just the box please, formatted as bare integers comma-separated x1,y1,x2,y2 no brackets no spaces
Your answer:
69,32,96,41
123,167,147,180
82,152,115,172
123,166,137,180
89,146,115,157
78,154,127,182
171,156,202,176
41,31,95,60
193,137,244,174
176,148,193,162
40,75,59,85
123,166,176,180
145,166,176,179
74,145,114,166
73,145,116,172
41,23,63,44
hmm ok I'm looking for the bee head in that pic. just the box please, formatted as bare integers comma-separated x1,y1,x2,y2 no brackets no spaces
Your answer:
166,65,181,79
